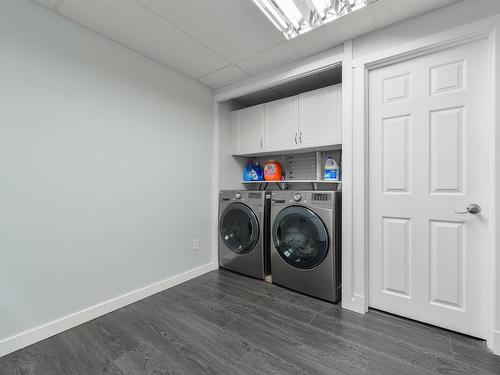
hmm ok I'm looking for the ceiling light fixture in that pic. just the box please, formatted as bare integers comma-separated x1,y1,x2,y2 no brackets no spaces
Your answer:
253,0,374,39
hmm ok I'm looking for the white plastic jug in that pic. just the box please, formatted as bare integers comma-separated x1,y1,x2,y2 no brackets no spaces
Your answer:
324,157,340,181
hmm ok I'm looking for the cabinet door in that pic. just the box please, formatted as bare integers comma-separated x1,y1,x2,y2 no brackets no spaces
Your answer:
236,104,265,155
298,85,342,147
265,96,299,151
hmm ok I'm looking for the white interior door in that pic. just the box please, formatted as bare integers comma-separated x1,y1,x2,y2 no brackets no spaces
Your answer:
368,38,490,339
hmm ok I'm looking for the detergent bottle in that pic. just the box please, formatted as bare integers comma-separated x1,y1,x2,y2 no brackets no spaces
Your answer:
243,162,264,181
264,160,283,181
324,157,340,181
253,162,264,181
243,162,254,181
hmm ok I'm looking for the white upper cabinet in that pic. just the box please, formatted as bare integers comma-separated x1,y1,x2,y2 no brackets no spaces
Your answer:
298,84,342,147
230,84,342,155
265,96,299,151
235,104,265,155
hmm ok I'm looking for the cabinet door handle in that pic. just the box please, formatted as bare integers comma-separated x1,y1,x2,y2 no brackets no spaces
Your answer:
260,137,264,149
294,133,298,144
299,131,303,143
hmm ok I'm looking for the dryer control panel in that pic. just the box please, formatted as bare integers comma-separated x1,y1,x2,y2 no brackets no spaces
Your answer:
271,191,339,208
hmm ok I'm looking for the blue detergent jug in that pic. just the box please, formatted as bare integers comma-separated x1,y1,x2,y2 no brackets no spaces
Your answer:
243,162,253,181
243,162,264,181
253,162,264,181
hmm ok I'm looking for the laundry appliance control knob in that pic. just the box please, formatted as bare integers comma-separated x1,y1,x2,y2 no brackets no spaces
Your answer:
293,193,302,202
234,193,242,199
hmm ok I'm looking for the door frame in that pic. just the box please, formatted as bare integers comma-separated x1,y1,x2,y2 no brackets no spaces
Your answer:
346,15,500,353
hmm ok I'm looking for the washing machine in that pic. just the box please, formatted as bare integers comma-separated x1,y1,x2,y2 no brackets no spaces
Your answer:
218,190,270,279
270,190,341,302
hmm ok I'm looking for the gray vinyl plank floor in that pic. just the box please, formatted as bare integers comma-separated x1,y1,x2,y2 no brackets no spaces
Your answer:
1,269,500,375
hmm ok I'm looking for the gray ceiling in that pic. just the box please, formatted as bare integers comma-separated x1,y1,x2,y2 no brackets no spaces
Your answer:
32,0,459,90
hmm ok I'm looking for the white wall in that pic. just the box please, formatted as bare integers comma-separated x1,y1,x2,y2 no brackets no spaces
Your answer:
0,0,214,353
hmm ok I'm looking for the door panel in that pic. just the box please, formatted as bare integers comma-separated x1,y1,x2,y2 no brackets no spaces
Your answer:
429,220,464,309
237,104,264,154
382,73,411,103
430,60,464,95
368,39,490,338
382,217,411,297
298,85,342,146
430,107,464,194
382,115,410,193
266,96,299,151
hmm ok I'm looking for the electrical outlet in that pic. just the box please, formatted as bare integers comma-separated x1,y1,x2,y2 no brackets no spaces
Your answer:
192,239,199,251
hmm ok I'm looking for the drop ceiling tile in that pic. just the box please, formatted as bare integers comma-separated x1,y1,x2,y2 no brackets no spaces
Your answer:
31,0,59,9
58,0,228,78
137,0,286,63
198,65,249,89
236,42,303,76
370,0,459,28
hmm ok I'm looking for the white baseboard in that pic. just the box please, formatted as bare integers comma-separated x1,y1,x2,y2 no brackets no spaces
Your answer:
341,293,366,314
0,262,218,358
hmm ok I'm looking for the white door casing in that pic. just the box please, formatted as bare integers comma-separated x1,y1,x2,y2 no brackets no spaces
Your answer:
368,39,490,338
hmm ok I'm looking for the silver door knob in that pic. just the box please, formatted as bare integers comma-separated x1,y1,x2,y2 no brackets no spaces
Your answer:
455,204,481,215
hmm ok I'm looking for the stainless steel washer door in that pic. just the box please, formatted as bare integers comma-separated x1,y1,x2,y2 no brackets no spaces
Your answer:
272,206,328,269
219,203,259,254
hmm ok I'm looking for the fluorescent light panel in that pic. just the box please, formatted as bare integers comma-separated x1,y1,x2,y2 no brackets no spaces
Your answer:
253,0,371,39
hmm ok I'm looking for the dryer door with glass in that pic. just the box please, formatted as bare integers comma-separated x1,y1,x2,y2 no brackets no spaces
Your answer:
272,206,328,269
219,203,259,254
